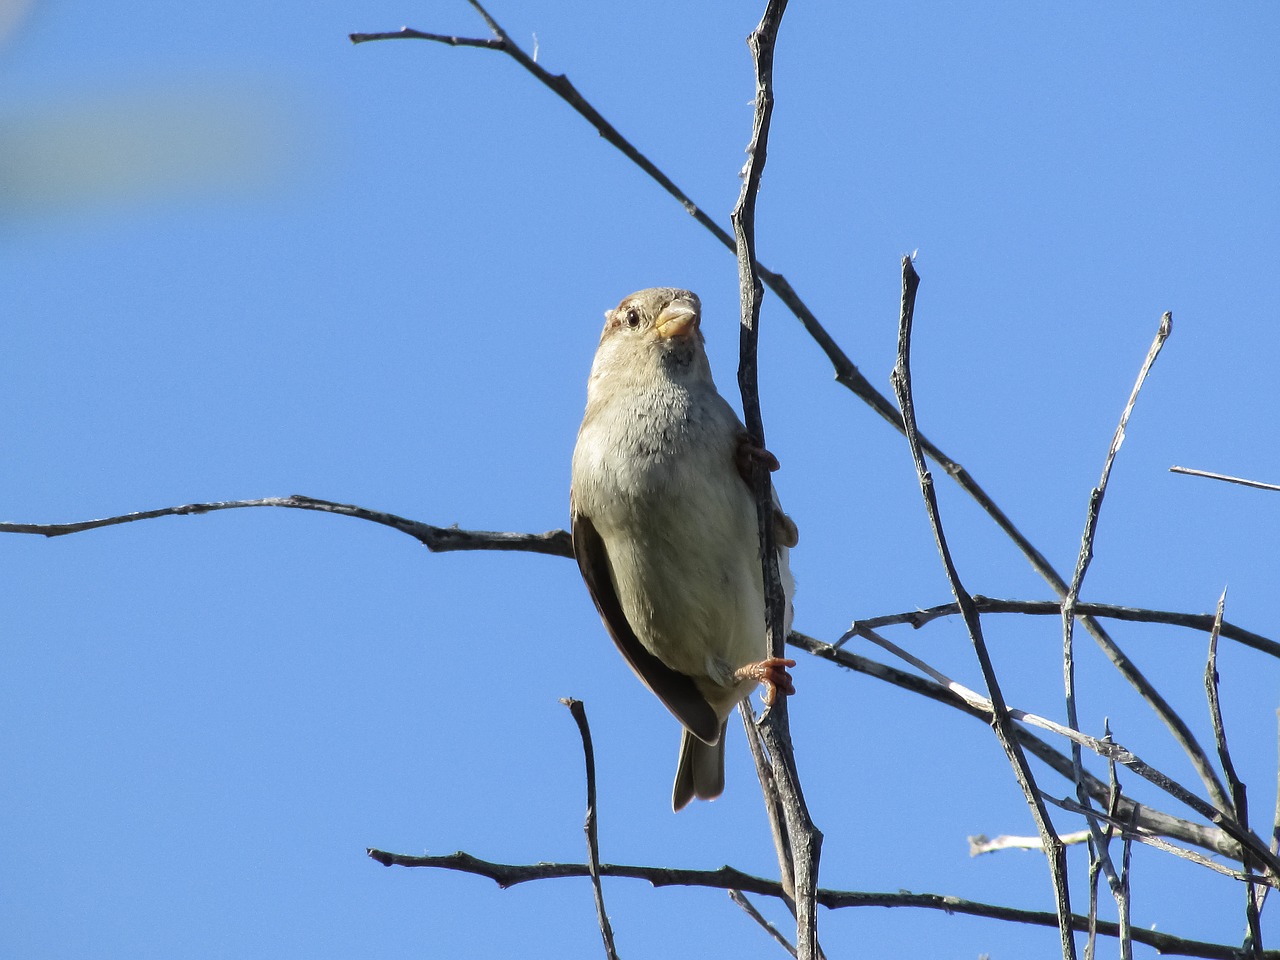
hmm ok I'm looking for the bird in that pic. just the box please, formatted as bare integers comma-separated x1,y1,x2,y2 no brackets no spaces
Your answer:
569,286,798,811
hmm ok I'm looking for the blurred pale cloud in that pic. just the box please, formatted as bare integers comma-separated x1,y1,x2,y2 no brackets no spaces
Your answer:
0,0,34,48
0,81,297,219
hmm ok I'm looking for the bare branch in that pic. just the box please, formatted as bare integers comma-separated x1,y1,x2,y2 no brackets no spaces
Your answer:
844,597,1280,661
364,848,1278,960
729,890,798,958
349,27,502,49
740,699,795,901
855,620,1280,879
787,631,1240,859
0,495,574,557
1170,466,1280,492
729,6,822,959
889,255,1076,959
1106,719,1135,960
1046,793,1277,888
1204,594,1265,955
1061,311,1174,931
352,2,737,254
561,699,619,960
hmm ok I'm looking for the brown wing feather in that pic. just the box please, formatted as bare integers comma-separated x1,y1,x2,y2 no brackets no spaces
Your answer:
571,507,720,745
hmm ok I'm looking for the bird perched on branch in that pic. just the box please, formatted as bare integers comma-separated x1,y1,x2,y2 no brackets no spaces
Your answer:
570,287,797,811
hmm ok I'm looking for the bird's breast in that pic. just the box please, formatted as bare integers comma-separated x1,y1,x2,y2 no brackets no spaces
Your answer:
572,384,767,694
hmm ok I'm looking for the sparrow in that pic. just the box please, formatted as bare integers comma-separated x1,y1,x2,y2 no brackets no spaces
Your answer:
570,287,798,811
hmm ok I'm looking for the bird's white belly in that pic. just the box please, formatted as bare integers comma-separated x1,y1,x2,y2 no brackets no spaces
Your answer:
583,418,767,707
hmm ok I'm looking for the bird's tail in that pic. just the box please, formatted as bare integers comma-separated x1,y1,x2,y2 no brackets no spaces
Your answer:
672,722,727,811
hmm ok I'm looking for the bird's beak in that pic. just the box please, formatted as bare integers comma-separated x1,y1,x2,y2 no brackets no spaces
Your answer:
653,300,699,340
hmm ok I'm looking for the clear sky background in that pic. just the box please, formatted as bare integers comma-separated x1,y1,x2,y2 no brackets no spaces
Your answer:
3,2,1279,957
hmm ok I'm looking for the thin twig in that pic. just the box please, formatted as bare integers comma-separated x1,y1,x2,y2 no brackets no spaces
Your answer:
1108,719,1134,960
364,848,1279,960
348,26,502,49
729,6,821,959
729,890,798,958
1086,846,1100,960
1260,710,1280,916
888,255,1076,960
561,699,620,960
0,495,574,557
1061,311,1173,931
842,597,1280,660
1170,467,1280,492
1204,594,1265,956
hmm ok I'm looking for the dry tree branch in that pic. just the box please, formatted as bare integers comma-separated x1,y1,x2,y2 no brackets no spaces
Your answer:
729,3,821,960
1060,310,1173,955
0,495,574,557
348,0,1229,810
1204,594,1265,956
1105,721,1135,958
1170,467,1280,492
1261,711,1280,918
739,699,795,901
855,618,1280,879
888,255,1076,959
790,631,1240,859
844,597,1280,661
560,699,619,960
1046,793,1276,887
729,890,798,959
363,848,1278,960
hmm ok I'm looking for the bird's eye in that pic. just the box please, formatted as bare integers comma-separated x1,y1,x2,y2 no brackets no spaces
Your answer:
624,308,641,328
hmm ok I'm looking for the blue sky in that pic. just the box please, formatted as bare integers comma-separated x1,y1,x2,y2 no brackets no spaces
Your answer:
3,2,1279,957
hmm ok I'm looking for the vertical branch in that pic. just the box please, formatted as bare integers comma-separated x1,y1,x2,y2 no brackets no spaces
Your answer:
1105,719,1134,960
889,255,1077,960
1204,594,1264,956
1263,709,1280,917
740,700,796,900
731,3,822,960
1061,310,1172,926
561,698,621,960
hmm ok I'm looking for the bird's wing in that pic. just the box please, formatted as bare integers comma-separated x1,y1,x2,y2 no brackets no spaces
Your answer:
570,506,721,745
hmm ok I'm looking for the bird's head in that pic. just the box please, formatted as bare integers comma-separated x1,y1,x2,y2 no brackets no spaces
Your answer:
589,287,711,387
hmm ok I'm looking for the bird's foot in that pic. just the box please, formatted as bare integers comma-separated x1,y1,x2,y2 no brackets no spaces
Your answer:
735,434,780,484
735,657,796,705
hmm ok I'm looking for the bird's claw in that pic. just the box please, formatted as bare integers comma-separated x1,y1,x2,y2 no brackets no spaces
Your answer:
735,435,780,484
736,657,797,705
